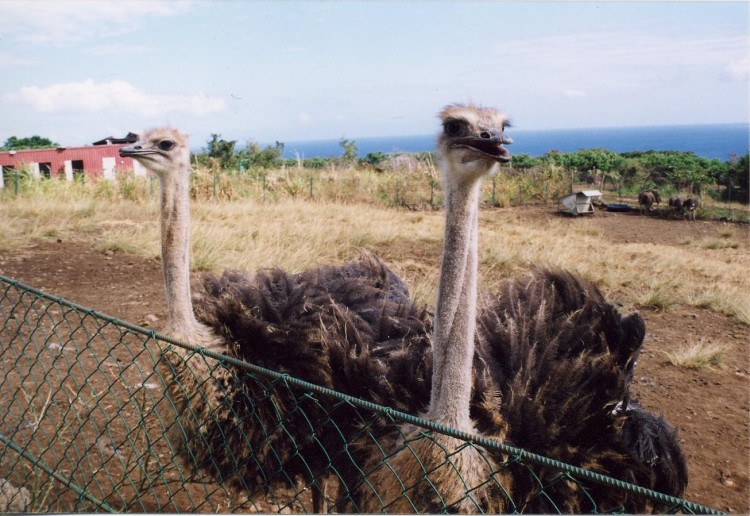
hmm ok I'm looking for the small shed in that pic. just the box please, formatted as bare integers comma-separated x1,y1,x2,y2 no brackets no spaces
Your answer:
559,190,603,216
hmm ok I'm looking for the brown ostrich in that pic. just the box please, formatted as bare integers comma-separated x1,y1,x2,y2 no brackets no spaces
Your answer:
119,129,431,512
353,104,515,513
343,105,686,513
639,190,657,214
683,197,698,221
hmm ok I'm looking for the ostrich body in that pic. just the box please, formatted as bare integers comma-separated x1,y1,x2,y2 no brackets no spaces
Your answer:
474,269,688,512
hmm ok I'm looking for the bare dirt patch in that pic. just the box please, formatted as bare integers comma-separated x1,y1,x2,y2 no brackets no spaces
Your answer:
0,206,747,513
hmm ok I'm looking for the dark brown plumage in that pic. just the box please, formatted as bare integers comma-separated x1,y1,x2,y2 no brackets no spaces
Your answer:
184,251,431,509
473,269,688,513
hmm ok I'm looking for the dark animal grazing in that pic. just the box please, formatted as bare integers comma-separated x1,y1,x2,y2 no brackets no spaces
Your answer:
643,188,662,206
683,197,698,221
639,190,656,214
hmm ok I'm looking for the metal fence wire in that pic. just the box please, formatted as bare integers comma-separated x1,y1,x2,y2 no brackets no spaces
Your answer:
0,274,723,514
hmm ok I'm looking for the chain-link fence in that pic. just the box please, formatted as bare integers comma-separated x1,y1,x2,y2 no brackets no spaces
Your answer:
0,274,722,514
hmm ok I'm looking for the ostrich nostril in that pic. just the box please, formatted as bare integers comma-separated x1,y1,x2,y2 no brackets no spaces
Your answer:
480,131,491,139
134,145,142,150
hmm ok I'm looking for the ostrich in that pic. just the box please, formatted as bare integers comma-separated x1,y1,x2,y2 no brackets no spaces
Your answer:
683,197,698,221
352,104,515,513
346,105,687,513
669,196,684,218
639,190,657,214
644,188,662,206
119,128,432,512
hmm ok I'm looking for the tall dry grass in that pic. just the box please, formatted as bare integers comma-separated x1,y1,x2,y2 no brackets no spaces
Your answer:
1,173,748,324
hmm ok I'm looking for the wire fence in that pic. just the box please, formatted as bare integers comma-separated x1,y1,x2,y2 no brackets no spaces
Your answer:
0,274,724,514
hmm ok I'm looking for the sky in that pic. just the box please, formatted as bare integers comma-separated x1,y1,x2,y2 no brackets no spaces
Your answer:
0,0,748,149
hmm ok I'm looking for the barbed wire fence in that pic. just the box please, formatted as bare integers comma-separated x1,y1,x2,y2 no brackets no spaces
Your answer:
0,274,724,514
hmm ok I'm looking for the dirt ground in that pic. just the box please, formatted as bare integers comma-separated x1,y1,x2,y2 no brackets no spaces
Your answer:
0,206,747,513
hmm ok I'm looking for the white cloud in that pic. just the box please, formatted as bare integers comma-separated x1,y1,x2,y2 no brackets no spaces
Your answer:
298,112,312,124
0,52,39,67
562,90,587,99
0,0,197,45
85,44,152,56
4,79,226,117
725,56,750,80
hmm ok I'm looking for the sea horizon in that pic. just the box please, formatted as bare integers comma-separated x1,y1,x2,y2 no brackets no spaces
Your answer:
273,122,749,162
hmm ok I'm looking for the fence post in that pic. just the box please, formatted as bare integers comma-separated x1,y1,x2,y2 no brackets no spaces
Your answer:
309,176,314,199
491,177,497,206
430,179,435,207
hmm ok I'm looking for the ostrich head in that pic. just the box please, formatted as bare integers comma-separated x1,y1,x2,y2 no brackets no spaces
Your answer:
119,128,190,178
437,103,513,181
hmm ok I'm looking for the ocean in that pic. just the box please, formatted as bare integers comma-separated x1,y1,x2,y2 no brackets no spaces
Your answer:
280,123,749,162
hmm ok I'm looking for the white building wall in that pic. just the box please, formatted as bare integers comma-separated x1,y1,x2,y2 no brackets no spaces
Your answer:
102,157,116,180
133,160,147,177
64,161,73,181
30,162,40,180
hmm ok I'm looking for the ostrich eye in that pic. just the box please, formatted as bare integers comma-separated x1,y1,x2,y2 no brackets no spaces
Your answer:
444,120,463,137
158,140,175,151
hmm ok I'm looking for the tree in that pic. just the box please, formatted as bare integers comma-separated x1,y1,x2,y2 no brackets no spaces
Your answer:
722,153,749,203
1,135,59,150
509,153,537,170
245,141,284,169
206,134,237,169
360,151,387,167
339,137,358,165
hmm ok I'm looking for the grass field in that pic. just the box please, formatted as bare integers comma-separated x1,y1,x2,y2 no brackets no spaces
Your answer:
2,174,748,325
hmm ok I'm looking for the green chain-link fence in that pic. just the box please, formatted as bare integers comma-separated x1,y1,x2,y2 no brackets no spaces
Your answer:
0,274,722,514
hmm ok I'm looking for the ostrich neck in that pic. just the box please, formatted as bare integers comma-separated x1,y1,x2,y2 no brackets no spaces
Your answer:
159,170,202,343
427,176,481,430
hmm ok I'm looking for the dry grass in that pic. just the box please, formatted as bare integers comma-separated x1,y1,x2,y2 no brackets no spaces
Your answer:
665,339,729,370
1,177,748,325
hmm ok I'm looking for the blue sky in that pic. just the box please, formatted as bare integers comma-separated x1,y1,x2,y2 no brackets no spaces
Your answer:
1,1,748,148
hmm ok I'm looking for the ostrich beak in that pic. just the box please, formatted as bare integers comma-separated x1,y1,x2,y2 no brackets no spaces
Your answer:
119,142,162,159
452,130,513,162
119,143,145,158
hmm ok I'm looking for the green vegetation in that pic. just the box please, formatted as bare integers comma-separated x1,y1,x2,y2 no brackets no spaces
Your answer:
1,135,59,150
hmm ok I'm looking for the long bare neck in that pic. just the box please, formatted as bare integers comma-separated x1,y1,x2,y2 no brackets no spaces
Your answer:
159,168,204,343
427,174,481,430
